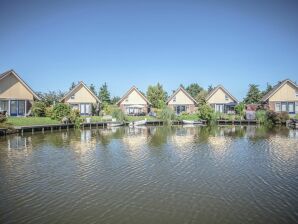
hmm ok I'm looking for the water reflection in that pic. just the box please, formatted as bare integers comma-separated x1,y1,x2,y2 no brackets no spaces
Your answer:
1,126,297,152
0,125,298,224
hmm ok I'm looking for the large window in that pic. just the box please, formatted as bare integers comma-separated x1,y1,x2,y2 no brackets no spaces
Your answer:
296,103,298,113
174,105,186,115
215,104,224,113
275,103,281,112
0,100,8,112
288,103,295,113
281,102,287,112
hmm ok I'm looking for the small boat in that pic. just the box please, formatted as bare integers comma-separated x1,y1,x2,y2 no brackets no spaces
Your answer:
182,120,203,125
129,119,147,127
107,122,124,127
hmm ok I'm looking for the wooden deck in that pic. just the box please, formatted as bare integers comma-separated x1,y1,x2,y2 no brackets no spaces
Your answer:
8,119,262,135
14,124,75,134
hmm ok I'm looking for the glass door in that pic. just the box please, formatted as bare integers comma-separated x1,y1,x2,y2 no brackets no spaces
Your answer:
288,102,294,114
85,104,91,115
10,100,18,116
18,100,25,116
80,104,86,115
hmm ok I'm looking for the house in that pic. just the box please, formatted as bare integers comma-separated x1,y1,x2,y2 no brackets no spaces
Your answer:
0,70,41,116
117,86,151,115
261,79,298,114
206,85,238,113
60,81,101,116
167,87,197,115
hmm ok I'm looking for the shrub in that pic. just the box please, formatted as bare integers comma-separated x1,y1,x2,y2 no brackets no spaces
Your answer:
266,110,279,125
177,112,199,121
45,107,54,117
295,114,298,119
111,108,126,121
256,110,267,124
278,112,290,124
51,103,71,121
32,101,47,117
158,107,176,125
265,111,289,125
104,104,118,115
69,109,83,127
235,102,245,119
0,113,7,123
197,104,214,121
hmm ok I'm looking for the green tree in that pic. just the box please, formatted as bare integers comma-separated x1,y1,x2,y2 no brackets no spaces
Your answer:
89,84,96,95
208,85,213,93
235,102,245,119
244,84,262,104
262,83,273,96
98,82,111,104
186,83,204,99
111,96,121,105
37,91,65,106
69,82,77,91
196,90,208,106
146,83,167,108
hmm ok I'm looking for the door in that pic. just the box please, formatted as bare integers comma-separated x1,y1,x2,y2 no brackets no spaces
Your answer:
80,104,86,115
85,104,91,115
18,100,25,116
10,100,18,116
288,102,295,114
80,104,91,115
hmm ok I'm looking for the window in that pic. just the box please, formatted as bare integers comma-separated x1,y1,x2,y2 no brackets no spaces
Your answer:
225,95,229,101
275,103,281,112
71,95,75,99
173,96,176,102
0,100,8,112
281,102,287,112
288,103,295,113
296,91,298,97
295,103,298,113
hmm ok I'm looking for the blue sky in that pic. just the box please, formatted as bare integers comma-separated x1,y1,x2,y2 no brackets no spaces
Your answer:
0,0,297,100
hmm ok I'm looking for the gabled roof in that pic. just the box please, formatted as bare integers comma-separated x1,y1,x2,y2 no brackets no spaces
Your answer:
0,69,41,100
166,86,198,104
117,86,151,105
60,81,101,103
261,79,298,102
206,85,238,103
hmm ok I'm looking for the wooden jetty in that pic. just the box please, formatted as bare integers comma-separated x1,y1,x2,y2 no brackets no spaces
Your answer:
14,124,75,134
8,119,261,135
216,120,259,125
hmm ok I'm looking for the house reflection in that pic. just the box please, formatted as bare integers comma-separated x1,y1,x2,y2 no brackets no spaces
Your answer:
122,127,149,150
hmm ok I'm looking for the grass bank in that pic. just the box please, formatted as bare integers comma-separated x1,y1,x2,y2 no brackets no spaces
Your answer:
7,117,60,126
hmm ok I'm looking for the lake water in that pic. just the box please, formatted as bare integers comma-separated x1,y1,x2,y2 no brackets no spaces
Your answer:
0,126,297,224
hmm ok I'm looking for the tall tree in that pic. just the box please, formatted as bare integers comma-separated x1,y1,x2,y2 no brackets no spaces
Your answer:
244,84,262,104
207,85,214,93
186,83,204,99
111,96,121,105
146,83,167,108
98,82,111,104
37,91,65,106
89,84,96,95
196,90,208,106
262,83,273,96
69,82,77,91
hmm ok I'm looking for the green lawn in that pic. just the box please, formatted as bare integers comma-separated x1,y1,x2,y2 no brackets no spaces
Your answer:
125,116,156,122
177,113,200,121
7,117,60,127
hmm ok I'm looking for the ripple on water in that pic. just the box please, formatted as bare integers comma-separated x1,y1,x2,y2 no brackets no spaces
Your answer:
0,126,297,224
